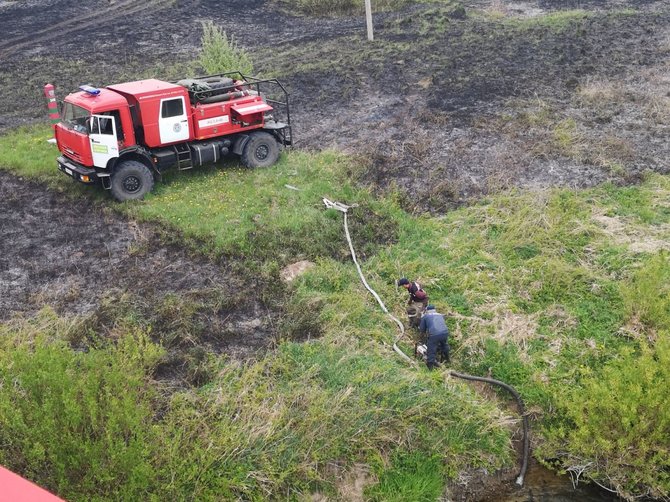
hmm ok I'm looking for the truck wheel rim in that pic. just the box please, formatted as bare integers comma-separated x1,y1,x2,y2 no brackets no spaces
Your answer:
123,175,141,193
255,144,269,160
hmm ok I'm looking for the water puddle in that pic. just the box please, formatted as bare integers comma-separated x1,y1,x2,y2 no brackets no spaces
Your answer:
501,463,621,502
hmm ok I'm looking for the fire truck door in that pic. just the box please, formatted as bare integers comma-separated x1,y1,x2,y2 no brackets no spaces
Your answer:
89,115,119,168
159,97,189,144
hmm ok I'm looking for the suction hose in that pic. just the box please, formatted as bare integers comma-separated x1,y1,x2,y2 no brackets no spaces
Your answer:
322,198,530,486
449,372,530,486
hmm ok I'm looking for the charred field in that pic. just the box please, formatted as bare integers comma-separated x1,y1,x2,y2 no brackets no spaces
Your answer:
1,0,670,501
0,170,288,385
1,0,669,210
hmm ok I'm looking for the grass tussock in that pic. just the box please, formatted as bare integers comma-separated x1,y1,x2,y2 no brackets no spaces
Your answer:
276,0,414,16
276,0,463,17
503,9,591,30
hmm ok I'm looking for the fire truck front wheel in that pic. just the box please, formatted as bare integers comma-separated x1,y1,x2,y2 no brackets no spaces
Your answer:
241,131,280,168
110,160,155,201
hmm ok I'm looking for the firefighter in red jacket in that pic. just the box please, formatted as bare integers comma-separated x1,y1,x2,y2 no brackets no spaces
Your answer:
398,278,428,328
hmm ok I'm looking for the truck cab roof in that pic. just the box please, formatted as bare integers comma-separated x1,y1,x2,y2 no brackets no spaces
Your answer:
65,87,128,113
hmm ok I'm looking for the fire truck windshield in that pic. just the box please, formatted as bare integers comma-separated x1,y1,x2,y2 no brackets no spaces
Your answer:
62,102,90,133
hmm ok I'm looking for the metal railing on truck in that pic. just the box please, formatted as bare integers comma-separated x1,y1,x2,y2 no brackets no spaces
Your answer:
175,72,293,147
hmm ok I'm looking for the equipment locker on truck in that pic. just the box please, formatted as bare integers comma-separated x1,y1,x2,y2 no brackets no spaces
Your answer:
54,73,291,201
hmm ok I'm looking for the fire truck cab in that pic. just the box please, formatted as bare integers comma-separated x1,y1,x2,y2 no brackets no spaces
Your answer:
55,74,291,201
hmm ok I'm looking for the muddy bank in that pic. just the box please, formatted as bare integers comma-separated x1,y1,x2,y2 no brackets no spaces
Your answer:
472,460,621,502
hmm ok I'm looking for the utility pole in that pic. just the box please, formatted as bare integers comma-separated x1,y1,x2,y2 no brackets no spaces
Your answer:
365,0,374,41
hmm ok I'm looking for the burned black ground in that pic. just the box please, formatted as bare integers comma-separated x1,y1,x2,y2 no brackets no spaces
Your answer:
2,0,668,210
0,170,287,383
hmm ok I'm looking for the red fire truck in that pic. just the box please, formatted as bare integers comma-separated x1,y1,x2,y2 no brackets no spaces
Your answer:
55,73,291,201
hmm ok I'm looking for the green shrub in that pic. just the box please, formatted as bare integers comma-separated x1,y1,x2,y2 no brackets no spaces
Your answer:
198,21,253,75
0,317,163,501
542,334,670,499
622,253,670,331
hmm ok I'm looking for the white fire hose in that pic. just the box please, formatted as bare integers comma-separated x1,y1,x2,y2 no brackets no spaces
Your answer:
322,198,415,365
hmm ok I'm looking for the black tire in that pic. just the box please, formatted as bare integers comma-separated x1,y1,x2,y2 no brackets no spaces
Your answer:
241,131,280,168
110,160,154,201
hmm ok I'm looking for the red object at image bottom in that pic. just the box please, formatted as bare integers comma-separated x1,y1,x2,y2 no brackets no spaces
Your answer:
0,466,65,502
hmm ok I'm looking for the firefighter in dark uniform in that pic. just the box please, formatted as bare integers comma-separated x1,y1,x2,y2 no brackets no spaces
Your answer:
397,278,428,329
419,305,450,370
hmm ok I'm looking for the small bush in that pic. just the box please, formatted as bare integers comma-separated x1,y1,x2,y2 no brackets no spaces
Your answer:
0,320,164,500
198,21,253,76
543,334,670,500
622,253,670,332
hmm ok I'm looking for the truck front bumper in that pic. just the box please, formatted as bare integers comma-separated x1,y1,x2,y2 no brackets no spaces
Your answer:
57,156,97,184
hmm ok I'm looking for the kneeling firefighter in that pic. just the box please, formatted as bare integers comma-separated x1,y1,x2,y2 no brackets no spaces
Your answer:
418,305,451,370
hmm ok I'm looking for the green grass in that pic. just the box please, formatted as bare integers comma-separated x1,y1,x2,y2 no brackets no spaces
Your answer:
0,312,164,500
0,311,511,501
366,451,445,501
134,150,370,261
0,125,66,181
274,0,458,16
1,125,670,499
501,9,591,29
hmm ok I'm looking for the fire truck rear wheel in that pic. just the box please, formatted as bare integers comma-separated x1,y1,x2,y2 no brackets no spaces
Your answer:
241,131,280,168
110,160,154,201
